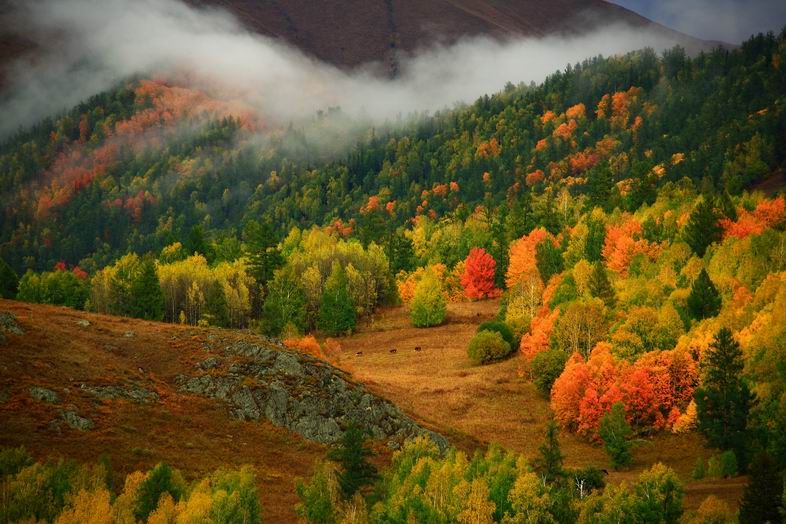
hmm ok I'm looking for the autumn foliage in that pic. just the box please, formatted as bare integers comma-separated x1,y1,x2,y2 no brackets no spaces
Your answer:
519,306,559,369
720,196,786,239
506,228,553,287
601,217,658,275
460,248,501,300
551,344,698,437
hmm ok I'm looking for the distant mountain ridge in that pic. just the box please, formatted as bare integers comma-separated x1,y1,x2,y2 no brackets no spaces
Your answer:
194,0,709,74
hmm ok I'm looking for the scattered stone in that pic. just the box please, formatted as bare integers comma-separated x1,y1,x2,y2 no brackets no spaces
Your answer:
29,386,60,403
0,312,23,343
59,409,93,431
76,319,90,327
80,383,159,403
196,357,221,370
123,331,135,338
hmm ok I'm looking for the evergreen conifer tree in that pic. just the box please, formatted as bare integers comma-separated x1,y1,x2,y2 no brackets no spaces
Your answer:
0,257,19,299
535,238,563,284
694,328,752,469
599,402,633,469
683,197,722,257
534,414,565,483
327,423,378,500
318,263,356,336
687,269,722,321
589,262,616,309
738,452,784,524
244,220,283,301
386,231,416,275
128,257,164,321
584,217,606,262
185,224,211,259
204,280,229,327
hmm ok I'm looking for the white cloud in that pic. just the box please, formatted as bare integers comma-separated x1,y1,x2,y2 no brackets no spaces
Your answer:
1,0,702,138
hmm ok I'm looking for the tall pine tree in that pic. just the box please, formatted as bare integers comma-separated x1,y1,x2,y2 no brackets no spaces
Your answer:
204,280,230,327
327,423,378,500
599,402,633,469
589,262,616,309
128,257,164,321
0,257,19,299
687,269,721,321
534,414,565,483
683,197,722,257
694,328,752,469
244,220,283,309
738,452,783,524
535,238,563,284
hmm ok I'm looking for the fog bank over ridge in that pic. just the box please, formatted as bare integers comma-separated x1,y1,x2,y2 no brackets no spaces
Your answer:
1,0,709,137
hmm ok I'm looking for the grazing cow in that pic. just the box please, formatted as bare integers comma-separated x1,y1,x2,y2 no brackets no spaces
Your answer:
355,351,363,356
389,348,398,354
414,346,422,352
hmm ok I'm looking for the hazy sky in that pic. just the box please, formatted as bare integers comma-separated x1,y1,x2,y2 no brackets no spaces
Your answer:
611,0,786,44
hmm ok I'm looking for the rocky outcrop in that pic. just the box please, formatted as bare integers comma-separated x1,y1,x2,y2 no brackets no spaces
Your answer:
49,406,93,432
79,383,159,403
0,311,23,345
177,340,447,450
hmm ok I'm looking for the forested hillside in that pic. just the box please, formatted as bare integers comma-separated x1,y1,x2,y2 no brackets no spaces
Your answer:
1,28,786,523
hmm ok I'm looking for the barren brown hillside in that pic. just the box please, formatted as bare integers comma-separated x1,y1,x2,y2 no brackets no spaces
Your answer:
0,300,332,522
199,0,704,74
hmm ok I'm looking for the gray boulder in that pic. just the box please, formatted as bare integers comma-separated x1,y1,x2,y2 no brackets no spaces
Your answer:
30,386,60,403
59,409,93,431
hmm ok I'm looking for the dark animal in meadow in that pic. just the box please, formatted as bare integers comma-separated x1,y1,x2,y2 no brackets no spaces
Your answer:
389,348,398,354
414,346,422,352
355,351,363,356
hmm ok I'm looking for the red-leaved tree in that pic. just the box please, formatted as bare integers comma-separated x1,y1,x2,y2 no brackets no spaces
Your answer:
460,248,500,300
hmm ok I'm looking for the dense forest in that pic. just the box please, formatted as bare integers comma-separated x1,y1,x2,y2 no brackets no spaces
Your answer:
2,28,786,523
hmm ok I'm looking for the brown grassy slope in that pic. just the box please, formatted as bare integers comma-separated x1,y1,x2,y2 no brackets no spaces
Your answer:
337,299,746,511
0,299,328,522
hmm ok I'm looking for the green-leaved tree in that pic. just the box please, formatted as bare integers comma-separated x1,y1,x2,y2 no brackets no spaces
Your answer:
318,263,356,336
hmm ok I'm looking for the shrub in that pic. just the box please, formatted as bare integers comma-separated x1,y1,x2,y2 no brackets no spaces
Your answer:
531,349,569,397
134,463,185,521
467,330,512,365
477,320,516,347
410,270,446,327
691,457,705,480
568,466,606,498
0,446,32,478
706,455,722,479
719,450,738,478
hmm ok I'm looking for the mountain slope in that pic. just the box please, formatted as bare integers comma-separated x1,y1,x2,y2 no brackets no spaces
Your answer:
198,0,706,74
0,299,445,520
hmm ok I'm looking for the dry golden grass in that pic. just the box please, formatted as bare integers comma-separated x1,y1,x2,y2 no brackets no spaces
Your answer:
0,298,744,517
0,299,324,522
338,299,745,511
